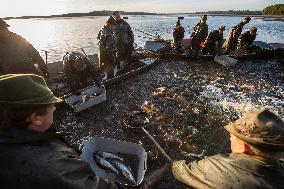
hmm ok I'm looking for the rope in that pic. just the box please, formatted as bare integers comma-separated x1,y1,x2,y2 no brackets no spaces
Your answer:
131,27,166,42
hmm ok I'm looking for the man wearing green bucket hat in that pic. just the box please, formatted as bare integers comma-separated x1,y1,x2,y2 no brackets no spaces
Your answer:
172,109,284,189
0,74,112,188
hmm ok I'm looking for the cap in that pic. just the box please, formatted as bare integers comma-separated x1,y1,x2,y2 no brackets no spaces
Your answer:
0,74,63,105
0,18,10,29
244,16,251,22
225,109,284,151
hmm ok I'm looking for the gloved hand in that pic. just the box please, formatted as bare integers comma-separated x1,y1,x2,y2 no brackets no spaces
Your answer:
43,70,49,79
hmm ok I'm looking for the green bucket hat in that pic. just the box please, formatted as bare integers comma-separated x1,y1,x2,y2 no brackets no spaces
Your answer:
0,74,63,105
225,109,284,151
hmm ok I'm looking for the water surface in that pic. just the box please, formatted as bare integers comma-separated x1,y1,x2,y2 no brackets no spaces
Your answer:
6,15,284,62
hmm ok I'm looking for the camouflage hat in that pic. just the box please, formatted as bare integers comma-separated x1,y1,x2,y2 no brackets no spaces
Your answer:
0,74,63,105
0,18,10,29
225,109,284,151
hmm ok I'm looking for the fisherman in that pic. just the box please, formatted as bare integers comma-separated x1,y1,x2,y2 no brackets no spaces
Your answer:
112,11,134,69
201,26,226,55
223,17,251,52
0,74,114,189
172,20,185,53
237,26,257,50
172,109,284,188
63,51,101,93
0,18,49,78
97,17,116,79
190,15,208,56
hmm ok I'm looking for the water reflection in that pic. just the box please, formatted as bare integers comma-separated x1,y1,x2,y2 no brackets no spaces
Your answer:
6,15,284,62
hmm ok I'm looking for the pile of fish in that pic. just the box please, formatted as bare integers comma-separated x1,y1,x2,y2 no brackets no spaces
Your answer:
93,151,137,185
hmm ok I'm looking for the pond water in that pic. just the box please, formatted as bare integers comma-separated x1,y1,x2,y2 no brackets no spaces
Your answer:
6,15,284,62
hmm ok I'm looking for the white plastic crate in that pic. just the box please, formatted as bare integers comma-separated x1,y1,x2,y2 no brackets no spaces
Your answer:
80,137,147,186
65,85,106,112
214,55,238,67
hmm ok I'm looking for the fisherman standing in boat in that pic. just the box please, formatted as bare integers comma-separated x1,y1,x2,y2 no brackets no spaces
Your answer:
223,17,251,52
97,17,116,79
172,20,185,53
190,15,208,57
201,26,225,55
0,18,49,78
0,74,115,189
172,109,284,188
112,11,134,69
237,26,257,50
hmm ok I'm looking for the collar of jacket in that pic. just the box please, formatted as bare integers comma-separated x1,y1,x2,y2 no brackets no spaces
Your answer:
0,128,63,144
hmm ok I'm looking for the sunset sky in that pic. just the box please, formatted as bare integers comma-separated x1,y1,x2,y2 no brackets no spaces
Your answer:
1,0,283,17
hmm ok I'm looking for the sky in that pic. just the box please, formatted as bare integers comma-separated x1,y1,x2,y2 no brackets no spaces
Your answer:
1,0,283,17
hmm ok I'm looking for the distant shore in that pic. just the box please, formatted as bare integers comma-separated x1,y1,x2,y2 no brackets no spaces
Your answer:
3,11,284,20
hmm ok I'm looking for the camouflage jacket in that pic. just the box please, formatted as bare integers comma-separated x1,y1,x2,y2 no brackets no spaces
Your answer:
231,22,245,41
98,25,116,63
173,26,185,41
0,31,48,77
191,22,208,42
114,19,134,46
173,153,284,189
0,128,113,189
204,30,224,49
223,22,245,52
237,31,256,49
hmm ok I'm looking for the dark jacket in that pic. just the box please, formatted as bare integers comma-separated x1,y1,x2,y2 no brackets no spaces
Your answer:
223,22,245,52
114,19,134,60
0,31,48,77
172,153,284,189
173,25,185,41
114,19,134,46
98,25,116,64
0,129,111,189
237,31,256,49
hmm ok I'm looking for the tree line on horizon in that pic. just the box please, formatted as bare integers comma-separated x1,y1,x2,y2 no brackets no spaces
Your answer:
262,4,284,15
3,4,283,20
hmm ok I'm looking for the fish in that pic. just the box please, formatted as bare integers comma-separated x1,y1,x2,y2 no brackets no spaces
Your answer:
112,160,136,184
95,151,124,161
94,155,119,174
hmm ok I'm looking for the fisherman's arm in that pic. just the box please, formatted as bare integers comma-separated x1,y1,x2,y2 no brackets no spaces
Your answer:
126,22,134,44
51,151,115,189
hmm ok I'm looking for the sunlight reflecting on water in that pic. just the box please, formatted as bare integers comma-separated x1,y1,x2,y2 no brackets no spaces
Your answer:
5,15,284,62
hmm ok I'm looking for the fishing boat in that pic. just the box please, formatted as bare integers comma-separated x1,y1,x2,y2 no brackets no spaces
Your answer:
143,39,284,62
46,53,159,97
